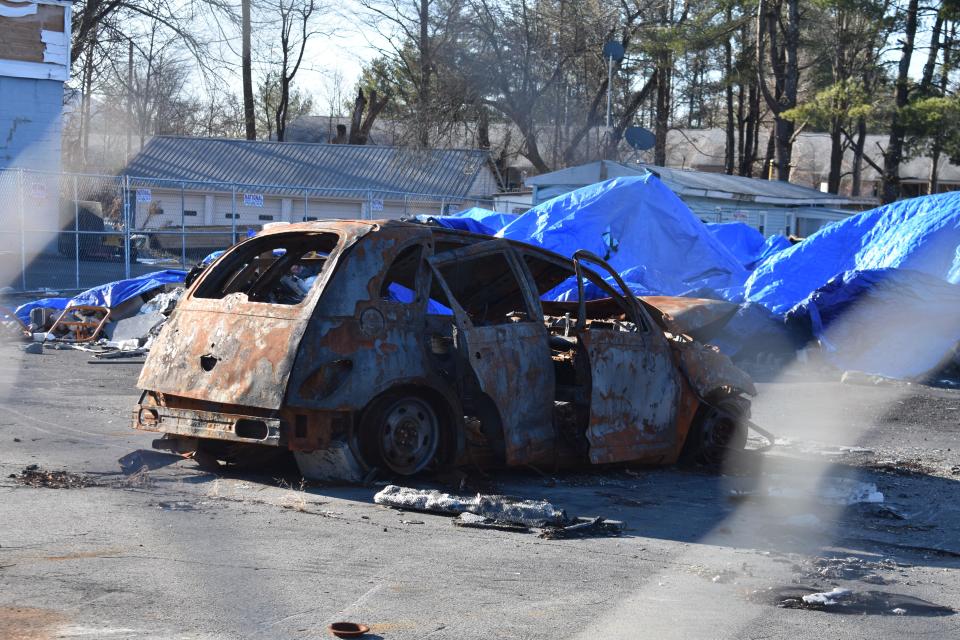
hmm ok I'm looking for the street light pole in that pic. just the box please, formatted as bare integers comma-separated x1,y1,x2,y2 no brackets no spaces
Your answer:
606,55,614,128
601,41,625,130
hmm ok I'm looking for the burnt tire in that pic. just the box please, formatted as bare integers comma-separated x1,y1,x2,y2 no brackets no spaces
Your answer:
680,394,750,466
357,392,444,476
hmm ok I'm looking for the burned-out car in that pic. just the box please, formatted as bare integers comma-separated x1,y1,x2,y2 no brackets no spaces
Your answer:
133,220,758,480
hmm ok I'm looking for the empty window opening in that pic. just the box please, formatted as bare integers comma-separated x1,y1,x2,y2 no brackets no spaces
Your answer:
381,244,424,303
522,254,645,331
194,232,339,305
434,252,533,325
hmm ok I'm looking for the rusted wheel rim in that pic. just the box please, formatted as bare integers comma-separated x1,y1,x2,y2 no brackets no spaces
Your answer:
701,410,737,463
378,398,439,475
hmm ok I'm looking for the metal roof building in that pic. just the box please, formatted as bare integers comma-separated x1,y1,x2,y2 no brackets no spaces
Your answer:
525,160,861,238
124,136,497,199
120,137,499,234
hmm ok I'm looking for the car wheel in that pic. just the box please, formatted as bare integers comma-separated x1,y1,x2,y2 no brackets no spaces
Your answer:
681,394,749,466
358,392,442,476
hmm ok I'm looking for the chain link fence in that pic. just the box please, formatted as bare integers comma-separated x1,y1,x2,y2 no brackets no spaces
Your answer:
0,168,532,294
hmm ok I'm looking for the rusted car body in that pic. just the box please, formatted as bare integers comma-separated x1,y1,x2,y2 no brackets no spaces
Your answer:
133,220,757,480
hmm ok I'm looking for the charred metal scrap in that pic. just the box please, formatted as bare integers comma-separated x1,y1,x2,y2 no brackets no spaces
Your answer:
132,220,765,480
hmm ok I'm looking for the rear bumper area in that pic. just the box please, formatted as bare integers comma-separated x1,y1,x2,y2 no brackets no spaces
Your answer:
133,404,285,447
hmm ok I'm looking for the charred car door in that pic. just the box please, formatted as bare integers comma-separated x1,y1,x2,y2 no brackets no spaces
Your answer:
573,250,683,465
427,241,556,466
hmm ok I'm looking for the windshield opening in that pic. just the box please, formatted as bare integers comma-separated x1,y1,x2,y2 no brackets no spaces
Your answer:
193,232,339,305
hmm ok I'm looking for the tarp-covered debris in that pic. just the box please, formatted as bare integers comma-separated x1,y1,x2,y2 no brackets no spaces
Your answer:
416,207,518,236
15,270,187,325
785,268,960,378
497,175,749,298
744,191,960,314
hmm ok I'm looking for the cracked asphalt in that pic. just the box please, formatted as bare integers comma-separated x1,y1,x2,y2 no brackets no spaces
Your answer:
2,345,960,639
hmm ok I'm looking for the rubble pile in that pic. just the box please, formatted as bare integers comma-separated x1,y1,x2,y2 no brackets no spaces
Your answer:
10,464,95,489
6,271,185,359
374,485,623,537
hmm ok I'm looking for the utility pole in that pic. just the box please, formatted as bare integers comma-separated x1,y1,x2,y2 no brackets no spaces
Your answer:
126,39,133,159
242,0,256,140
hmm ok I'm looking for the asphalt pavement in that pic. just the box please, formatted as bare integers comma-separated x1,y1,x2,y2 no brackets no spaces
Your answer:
1,345,959,639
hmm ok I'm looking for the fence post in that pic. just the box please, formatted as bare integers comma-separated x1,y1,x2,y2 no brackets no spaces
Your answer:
124,176,131,279
304,191,308,222
72,175,79,289
180,182,186,267
231,185,237,244
17,169,26,290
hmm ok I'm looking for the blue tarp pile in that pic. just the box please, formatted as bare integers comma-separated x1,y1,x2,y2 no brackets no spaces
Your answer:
743,192,960,313
745,191,960,378
497,175,749,300
15,270,187,325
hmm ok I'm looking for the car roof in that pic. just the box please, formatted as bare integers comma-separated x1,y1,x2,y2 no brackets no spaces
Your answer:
254,218,577,268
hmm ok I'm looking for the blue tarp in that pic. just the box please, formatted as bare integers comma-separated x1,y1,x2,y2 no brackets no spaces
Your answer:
497,175,749,300
706,222,766,268
785,269,960,378
744,191,960,314
749,234,792,270
15,270,187,324
452,207,517,234
415,214,497,235
415,208,518,236
704,222,791,270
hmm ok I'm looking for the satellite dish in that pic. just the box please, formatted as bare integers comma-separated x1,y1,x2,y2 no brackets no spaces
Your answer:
602,41,625,62
625,126,656,151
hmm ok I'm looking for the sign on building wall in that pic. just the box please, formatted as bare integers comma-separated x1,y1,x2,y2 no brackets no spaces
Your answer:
370,198,384,212
136,188,152,203
243,193,264,207
30,181,48,201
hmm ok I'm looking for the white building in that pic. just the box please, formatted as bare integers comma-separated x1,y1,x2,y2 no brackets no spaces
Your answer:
122,136,500,231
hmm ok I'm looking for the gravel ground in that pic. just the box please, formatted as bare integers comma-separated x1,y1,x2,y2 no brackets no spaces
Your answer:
1,344,959,639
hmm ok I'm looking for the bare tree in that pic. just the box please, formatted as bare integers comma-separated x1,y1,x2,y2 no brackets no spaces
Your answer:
243,0,256,139
881,0,919,203
261,0,322,140
756,0,801,181
256,71,314,139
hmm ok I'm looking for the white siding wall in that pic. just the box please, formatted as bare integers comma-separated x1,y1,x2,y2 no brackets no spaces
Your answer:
130,190,489,228
0,77,63,172
467,165,499,197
